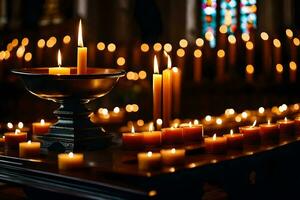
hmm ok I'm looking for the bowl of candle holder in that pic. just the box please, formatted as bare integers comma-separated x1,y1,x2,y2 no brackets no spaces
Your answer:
12,67,125,152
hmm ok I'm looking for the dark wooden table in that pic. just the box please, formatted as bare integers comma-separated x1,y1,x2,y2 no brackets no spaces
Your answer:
0,135,300,200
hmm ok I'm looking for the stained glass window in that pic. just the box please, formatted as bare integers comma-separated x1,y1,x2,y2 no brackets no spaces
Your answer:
240,0,257,33
220,0,237,34
202,0,217,47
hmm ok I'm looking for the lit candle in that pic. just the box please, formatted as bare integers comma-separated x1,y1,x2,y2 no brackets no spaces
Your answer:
138,151,161,171
275,64,283,83
224,130,244,150
216,49,225,82
245,64,254,83
193,49,202,83
153,55,162,124
245,41,254,64
259,120,279,144
77,19,87,74
143,123,162,147
32,119,51,135
260,32,271,74
49,49,70,75
239,120,261,145
160,148,185,166
273,39,282,64
0,136,5,145
4,129,27,148
162,51,173,127
277,117,295,139
161,126,183,145
228,35,236,69
204,134,227,154
122,126,144,150
172,67,181,117
289,61,297,82
58,152,84,170
19,140,41,157
181,122,203,144
294,117,300,135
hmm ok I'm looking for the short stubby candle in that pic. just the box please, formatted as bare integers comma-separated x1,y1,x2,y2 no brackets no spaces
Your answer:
122,126,144,150
5,129,27,148
224,130,243,150
239,121,261,145
259,120,279,144
204,134,227,154
32,119,51,135
162,127,183,145
49,49,70,75
277,117,295,138
0,136,5,145
19,140,41,158
143,123,161,147
295,117,300,135
160,148,185,166
58,152,84,170
138,151,161,171
181,122,203,144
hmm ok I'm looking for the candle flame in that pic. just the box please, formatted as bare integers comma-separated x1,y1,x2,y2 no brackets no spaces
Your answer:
213,134,216,141
251,120,257,127
156,118,163,126
68,152,74,158
131,125,135,133
15,129,20,134
41,119,45,125
2,136,5,139
57,49,62,67
78,19,84,47
7,122,13,129
18,122,24,129
154,55,159,74
149,122,154,132
194,119,199,125
147,151,152,157
28,140,31,144
164,51,172,69
284,117,288,121
189,121,192,128
267,119,271,125
230,129,233,135
171,148,176,153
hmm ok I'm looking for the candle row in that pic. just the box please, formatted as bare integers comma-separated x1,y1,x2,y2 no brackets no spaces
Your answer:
122,123,203,149
205,117,300,154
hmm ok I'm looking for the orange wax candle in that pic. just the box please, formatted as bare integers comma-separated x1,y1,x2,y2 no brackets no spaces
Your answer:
58,152,84,170
277,117,295,138
143,123,161,147
160,148,185,166
239,121,261,145
162,127,183,145
204,134,227,154
32,119,51,135
181,122,203,144
138,151,161,170
122,126,144,150
0,136,5,145
153,55,162,123
162,52,172,127
49,49,70,75
19,140,41,157
5,129,27,148
259,120,279,144
294,117,300,135
77,19,87,74
172,67,181,116
224,130,244,150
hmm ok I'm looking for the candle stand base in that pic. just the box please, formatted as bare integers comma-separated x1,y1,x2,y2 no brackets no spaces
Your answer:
37,100,112,152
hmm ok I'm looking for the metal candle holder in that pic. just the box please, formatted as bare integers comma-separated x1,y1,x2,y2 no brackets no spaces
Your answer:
12,67,125,152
